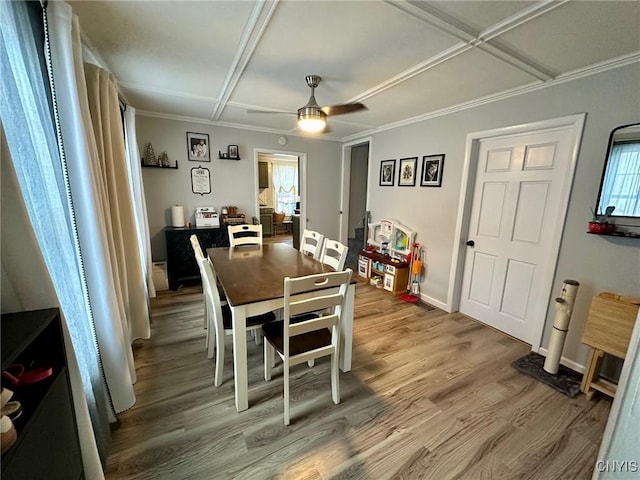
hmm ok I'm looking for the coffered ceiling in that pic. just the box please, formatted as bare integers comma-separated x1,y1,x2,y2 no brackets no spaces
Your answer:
69,0,640,141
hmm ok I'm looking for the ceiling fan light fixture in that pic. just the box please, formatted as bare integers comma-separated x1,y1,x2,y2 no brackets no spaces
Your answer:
297,106,326,133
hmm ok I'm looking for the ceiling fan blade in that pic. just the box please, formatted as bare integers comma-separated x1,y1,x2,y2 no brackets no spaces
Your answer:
321,103,366,116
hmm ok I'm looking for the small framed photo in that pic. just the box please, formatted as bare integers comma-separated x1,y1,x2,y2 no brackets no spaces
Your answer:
420,154,445,187
187,132,210,162
228,145,239,159
398,157,417,186
379,159,396,186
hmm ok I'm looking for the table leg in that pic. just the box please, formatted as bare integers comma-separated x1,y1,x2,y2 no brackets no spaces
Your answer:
340,283,355,372
232,305,248,412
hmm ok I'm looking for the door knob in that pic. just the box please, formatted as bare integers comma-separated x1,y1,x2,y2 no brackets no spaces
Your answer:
466,240,475,247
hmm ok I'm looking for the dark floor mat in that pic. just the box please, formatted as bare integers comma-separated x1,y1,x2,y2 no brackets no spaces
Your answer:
512,352,582,398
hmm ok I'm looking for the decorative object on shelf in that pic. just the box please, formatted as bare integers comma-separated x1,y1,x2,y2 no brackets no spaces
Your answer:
195,207,220,227
190,166,211,196
157,151,171,167
379,159,395,186
228,145,239,159
186,132,210,162
143,142,157,166
398,157,417,186
588,206,615,234
420,154,445,187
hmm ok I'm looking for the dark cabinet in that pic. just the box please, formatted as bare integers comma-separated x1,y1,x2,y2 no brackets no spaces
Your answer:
292,215,301,250
258,162,269,189
1,308,83,480
165,226,229,290
260,214,273,236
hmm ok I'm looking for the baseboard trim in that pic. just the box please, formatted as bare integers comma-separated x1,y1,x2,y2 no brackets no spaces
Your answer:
420,293,449,312
537,347,585,374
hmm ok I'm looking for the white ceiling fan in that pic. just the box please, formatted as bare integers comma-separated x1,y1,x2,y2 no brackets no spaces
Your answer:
249,75,367,133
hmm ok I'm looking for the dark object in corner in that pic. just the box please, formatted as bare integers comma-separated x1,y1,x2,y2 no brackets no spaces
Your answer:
512,351,582,398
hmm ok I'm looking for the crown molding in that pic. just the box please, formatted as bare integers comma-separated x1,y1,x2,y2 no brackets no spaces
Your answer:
135,110,342,142
342,52,640,143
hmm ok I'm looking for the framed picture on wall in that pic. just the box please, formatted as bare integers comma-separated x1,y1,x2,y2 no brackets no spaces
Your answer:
379,159,396,186
420,154,445,187
398,157,417,186
186,132,210,162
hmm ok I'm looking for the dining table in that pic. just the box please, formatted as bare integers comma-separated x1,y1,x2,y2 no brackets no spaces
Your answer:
207,243,356,412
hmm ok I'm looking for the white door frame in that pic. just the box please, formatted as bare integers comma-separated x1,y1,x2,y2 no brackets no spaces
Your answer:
339,137,372,244
447,113,586,351
253,148,307,235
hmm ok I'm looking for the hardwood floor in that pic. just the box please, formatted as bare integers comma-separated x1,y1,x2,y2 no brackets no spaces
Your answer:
105,281,611,479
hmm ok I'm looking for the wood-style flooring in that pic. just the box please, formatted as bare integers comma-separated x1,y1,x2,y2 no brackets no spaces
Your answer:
105,281,611,479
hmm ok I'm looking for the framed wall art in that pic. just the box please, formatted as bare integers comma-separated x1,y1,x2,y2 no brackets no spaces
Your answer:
187,132,210,162
228,144,239,159
191,166,211,195
420,154,445,187
398,157,417,186
379,159,396,186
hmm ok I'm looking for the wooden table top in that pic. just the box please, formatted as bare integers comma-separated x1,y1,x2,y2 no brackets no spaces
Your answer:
208,243,348,307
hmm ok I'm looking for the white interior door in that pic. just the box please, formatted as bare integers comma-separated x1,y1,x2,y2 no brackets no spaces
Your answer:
459,127,575,344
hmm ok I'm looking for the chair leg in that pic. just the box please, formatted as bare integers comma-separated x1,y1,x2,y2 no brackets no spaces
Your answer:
254,330,261,345
214,329,224,387
284,360,290,426
203,297,207,329
331,353,340,405
264,341,273,381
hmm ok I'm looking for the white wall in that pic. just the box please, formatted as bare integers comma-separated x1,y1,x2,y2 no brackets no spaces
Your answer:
136,116,342,260
365,64,640,369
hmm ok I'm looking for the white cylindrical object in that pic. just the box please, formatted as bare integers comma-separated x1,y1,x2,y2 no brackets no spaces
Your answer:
544,328,567,375
171,205,185,227
560,279,579,317
543,279,579,374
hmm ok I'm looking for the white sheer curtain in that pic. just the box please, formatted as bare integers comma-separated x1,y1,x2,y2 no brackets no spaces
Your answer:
600,142,640,217
272,161,298,216
0,2,106,476
48,1,149,412
124,106,156,299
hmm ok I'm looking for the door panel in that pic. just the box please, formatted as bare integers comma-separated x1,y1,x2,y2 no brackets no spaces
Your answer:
460,127,574,343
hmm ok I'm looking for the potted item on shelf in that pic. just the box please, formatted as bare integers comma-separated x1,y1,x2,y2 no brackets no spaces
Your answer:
588,206,615,234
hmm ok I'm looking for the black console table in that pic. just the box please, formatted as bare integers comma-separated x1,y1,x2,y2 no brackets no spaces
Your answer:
165,226,229,290
1,308,83,479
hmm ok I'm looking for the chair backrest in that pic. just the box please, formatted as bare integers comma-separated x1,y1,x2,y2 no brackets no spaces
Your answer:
200,258,225,336
300,229,324,259
320,239,348,271
283,269,352,358
190,234,205,266
228,224,263,247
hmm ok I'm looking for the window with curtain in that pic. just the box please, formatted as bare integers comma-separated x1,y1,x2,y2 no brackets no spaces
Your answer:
271,161,298,216
600,141,640,217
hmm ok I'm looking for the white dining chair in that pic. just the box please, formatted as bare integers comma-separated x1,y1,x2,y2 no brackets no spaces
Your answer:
228,224,263,247
190,235,228,345
320,238,348,271
300,229,324,259
200,257,275,386
262,269,352,425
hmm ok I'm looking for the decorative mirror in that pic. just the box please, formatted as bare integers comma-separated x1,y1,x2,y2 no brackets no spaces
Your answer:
596,123,640,219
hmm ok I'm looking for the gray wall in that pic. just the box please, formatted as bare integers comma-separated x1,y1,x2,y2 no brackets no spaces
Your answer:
136,117,342,260
365,63,640,369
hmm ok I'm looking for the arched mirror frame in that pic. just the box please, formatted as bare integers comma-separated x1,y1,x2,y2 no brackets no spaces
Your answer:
595,122,640,220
